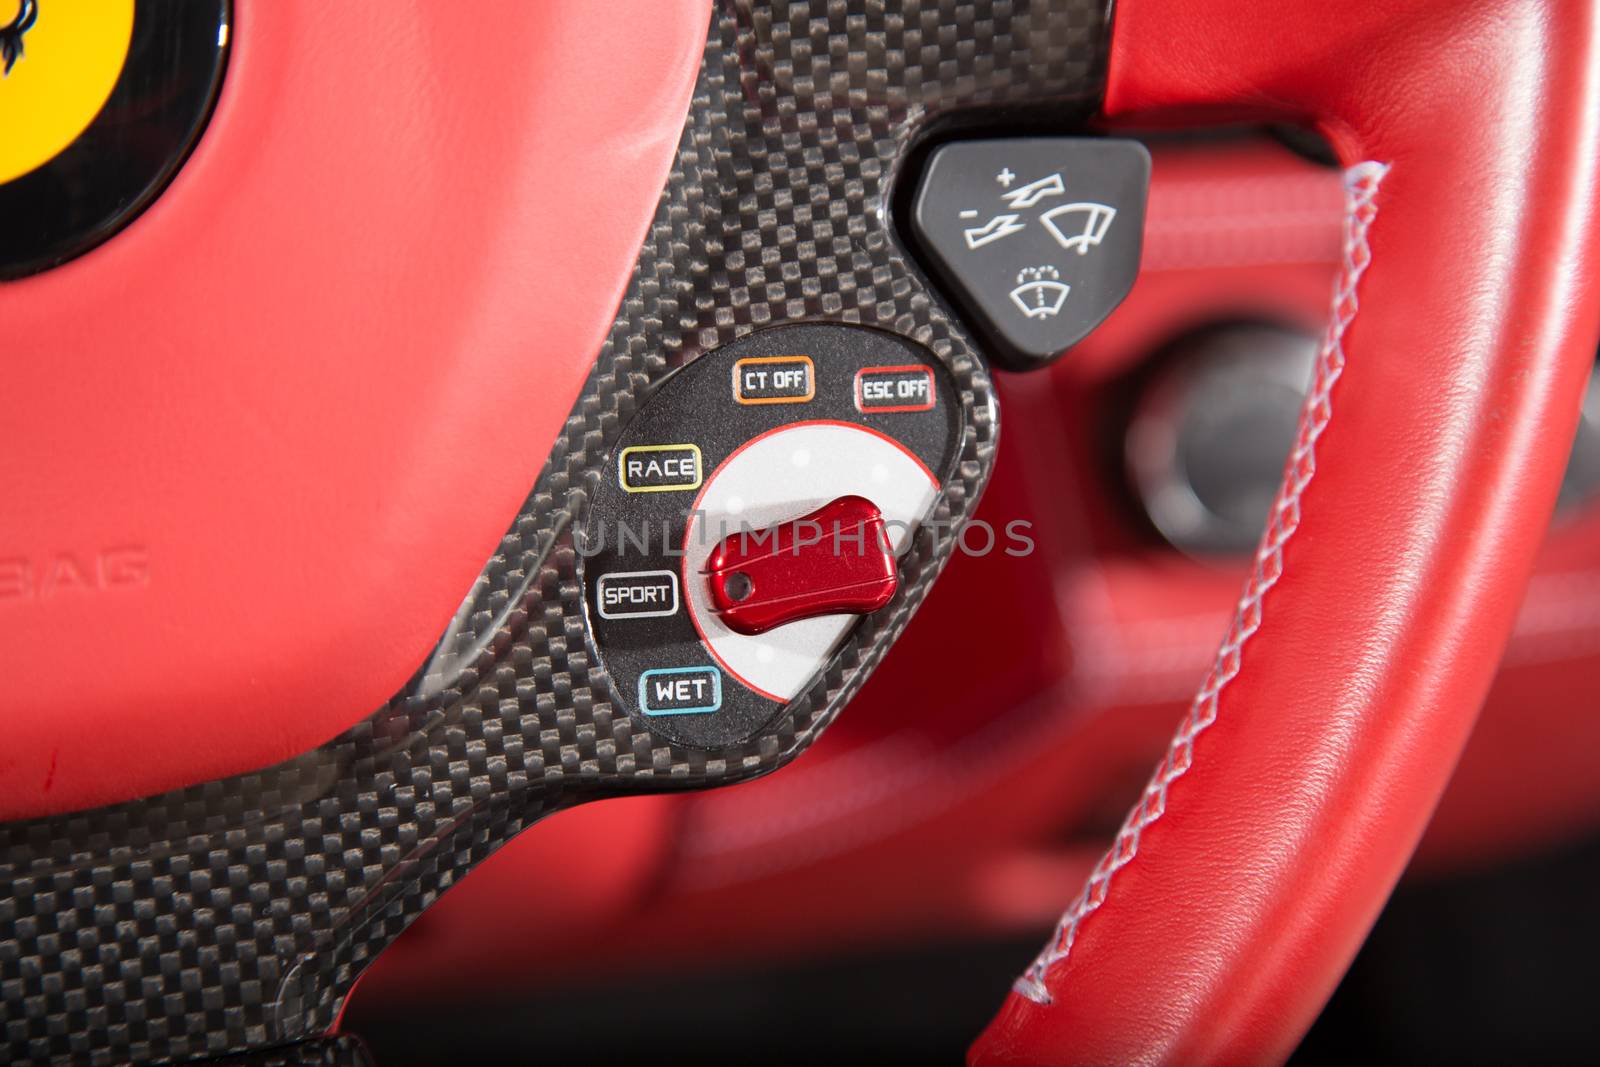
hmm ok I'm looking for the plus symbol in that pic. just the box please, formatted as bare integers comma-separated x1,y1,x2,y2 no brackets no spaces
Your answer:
995,168,1017,187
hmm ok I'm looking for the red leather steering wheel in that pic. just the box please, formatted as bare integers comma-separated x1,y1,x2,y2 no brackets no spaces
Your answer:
2,2,1598,1065
975,0,1600,1062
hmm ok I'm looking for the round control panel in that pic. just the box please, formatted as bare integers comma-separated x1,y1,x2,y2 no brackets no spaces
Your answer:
581,323,963,748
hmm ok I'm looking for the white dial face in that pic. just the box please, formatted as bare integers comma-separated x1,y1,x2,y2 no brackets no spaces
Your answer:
682,421,940,701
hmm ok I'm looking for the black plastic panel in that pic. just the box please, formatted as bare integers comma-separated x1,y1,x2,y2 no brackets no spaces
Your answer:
0,3,1107,1063
912,136,1150,369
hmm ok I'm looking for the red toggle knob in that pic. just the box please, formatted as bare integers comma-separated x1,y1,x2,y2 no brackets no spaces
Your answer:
704,495,898,636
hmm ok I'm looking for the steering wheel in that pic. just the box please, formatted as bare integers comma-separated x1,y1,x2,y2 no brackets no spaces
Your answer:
973,0,1600,1062
1,1,1597,1065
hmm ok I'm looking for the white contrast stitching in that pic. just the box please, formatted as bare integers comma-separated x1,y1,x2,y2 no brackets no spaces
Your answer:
1013,160,1390,1005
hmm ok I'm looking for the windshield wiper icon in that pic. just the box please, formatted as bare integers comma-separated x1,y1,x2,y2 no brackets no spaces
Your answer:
1040,202,1117,255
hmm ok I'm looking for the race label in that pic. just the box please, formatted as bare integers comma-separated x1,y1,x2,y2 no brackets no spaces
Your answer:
618,443,702,493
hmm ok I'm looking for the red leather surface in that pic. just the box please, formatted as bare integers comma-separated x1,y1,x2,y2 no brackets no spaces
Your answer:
350,137,1600,1022
0,1,709,820
972,2,1600,1064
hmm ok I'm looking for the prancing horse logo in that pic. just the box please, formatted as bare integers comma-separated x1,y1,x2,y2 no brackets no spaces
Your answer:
1,0,39,77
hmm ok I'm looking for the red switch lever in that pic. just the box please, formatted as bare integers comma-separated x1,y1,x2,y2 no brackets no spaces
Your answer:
704,495,898,636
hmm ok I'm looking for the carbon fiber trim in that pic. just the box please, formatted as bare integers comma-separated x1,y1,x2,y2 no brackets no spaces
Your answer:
1,2,1107,1063
201,1037,371,1067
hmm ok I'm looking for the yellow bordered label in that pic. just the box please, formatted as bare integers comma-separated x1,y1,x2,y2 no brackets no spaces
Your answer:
618,443,703,494
731,354,816,405
0,0,135,185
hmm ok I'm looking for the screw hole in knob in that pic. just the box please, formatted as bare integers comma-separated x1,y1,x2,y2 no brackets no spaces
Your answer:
723,571,754,603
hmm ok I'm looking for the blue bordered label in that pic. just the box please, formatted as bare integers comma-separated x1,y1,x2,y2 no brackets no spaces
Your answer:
638,666,723,716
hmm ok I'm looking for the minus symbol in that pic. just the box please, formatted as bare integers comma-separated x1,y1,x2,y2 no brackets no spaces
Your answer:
959,210,978,219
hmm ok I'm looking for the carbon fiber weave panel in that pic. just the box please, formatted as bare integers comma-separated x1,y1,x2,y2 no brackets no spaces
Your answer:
199,1037,372,1067
0,2,1107,1063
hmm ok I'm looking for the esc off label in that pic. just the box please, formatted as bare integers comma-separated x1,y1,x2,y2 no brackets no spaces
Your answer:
733,355,815,405
618,443,702,493
638,666,723,716
855,365,936,413
596,570,680,620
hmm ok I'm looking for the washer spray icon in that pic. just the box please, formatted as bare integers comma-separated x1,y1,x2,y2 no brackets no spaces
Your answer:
1009,266,1070,320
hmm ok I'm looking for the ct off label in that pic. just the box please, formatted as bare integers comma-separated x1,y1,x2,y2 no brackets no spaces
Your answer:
638,666,723,716
733,355,815,404
855,365,936,413
597,570,680,620
618,443,702,493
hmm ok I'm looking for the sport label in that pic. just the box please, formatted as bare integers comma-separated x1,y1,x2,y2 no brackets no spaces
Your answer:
597,570,680,620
